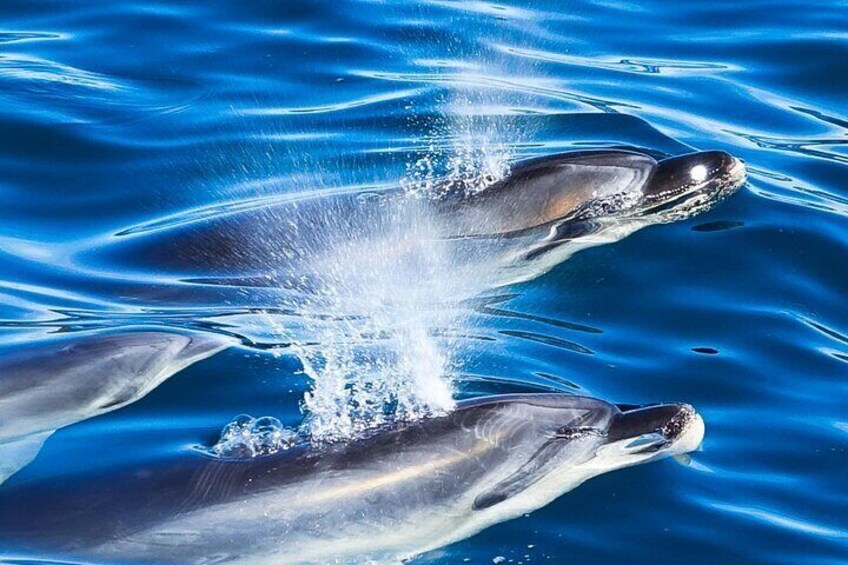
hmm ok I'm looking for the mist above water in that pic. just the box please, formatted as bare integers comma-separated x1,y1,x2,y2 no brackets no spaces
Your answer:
258,115,517,443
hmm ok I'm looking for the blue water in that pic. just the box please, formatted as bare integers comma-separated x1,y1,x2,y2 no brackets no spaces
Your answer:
1,0,847,563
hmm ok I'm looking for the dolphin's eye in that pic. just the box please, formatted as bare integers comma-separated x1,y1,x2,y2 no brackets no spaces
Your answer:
690,164,708,182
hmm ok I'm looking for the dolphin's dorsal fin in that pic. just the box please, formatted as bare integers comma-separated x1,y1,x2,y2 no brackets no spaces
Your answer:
0,432,52,485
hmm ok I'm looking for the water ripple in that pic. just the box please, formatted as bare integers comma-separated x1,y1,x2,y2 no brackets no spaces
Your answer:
239,87,426,115
0,30,67,45
498,329,594,355
711,503,848,540
353,69,638,112
493,43,736,75
0,53,124,91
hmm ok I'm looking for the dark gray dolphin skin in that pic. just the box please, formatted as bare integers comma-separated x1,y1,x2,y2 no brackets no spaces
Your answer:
0,330,233,484
84,149,746,290
0,393,705,564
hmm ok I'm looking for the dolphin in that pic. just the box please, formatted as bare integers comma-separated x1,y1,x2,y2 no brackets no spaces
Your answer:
0,330,233,484
82,149,746,294
0,393,705,564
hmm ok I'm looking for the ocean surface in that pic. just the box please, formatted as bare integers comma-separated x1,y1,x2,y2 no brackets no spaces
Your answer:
1,0,847,563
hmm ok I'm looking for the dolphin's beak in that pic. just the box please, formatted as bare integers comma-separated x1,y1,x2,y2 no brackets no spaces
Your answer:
727,156,747,190
608,404,705,454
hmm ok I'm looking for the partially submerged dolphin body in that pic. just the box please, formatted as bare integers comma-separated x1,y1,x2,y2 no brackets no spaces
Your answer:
0,393,705,564
85,149,746,292
0,330,232,484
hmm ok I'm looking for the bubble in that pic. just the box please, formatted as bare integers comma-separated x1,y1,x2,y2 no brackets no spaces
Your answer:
211,414,299,458
250,416,289,456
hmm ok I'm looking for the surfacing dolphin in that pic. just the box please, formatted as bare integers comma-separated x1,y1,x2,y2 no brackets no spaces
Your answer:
0,330,232,484
85,148,745,292
0,393,705,564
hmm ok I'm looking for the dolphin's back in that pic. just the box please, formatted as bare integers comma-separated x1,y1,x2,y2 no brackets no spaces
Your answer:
83,190,389,278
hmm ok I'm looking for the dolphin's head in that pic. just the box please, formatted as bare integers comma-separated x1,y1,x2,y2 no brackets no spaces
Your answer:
484,149,746,266
553,149,746,226
599,401,706,467
464,394,704,515
637,150,746,222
